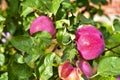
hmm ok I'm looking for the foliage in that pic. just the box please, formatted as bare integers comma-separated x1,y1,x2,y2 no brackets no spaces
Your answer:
0,0,120,80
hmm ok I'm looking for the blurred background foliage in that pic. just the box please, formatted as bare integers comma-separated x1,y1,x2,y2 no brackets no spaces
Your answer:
0,0,120,80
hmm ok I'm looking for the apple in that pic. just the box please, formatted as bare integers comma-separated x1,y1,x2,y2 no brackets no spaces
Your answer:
76,26,105,60
65,68,81,80
58,61,82,80
77,60,93,78
117,76,120,80
30,16,56,36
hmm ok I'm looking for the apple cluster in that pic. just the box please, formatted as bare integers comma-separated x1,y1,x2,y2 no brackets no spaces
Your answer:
58,60,94,80
29,16,105,80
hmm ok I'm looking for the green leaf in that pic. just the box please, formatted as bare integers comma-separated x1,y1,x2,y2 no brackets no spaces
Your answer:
39,53,55,80
56,30,71,45
78,14,94,25
97,57,120,76
91,75,116,80
55,19,70,29
62,44,77,62
8,62,33,80
62,1,74,11
0,72,8,80
22,0,52,13
0,15,6,22
51,0,62,15
10,35,33,54
24,50,41,68
91,0,100,5
76,0,89,7
0,54,5,66
113,19,120,32
62,33,71,45
23,15,35,31
21,7,34,17
99,26,110,40
56,8,67,20
7,0,19,16
0,15,5,38
24,31,52,68
21,0,38,10
37,0,52,11
56,30,63,44
111,33,120,43
35,31,52,50
6,22,17,35
0,24,4,39
14,54,24,64
70,13,94,27
100,0,108,5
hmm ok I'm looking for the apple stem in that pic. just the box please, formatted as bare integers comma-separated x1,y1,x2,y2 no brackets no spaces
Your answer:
90,73,99,79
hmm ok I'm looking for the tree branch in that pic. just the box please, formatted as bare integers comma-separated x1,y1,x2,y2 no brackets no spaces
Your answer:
104,43,120,54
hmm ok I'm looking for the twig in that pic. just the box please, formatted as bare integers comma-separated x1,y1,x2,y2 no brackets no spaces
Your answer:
104,43,120,52
105,47,119,54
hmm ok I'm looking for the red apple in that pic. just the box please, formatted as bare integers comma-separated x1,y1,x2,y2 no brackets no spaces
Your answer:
77,60,93,78
65,68,81,80
30,16,56,36
117,76,120,80
58,61,82,80
76,26,105,60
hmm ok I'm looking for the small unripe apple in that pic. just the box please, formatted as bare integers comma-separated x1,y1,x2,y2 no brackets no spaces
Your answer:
77,60,93,78
58,61,81,80
76,26,105,60
30,16,56,36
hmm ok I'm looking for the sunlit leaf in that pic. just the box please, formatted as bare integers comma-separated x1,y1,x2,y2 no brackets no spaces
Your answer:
39,53,55,80
21,7,34,17
113,19,120,32
0,72,8,80
0,15,6,22
97,57,120,76
51,0,62,15
0,54,5,66
56,19,70,29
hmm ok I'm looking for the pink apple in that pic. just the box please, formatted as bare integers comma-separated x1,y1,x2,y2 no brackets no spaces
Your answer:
77,60,93,78
117,76,120,80
76,26,105,60
30,16,56,36
58,61,81,80
65,68,81,80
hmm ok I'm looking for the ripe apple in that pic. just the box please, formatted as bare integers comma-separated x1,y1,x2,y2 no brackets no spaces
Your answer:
76,26,105,60
30,16,56,36
117,76,120,80
77,59,93,78
58,61,82,80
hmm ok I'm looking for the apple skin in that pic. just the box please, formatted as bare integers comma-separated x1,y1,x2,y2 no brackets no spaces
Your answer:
77,60,93,78
58,61,81,80
30,16,56,36
76,26,105,60
117,76,120,80
65,68,81,80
